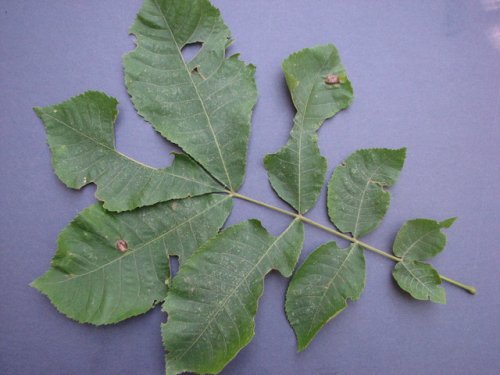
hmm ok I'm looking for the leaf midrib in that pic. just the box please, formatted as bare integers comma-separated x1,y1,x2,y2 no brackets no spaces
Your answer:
352,163,385,237
172,220,298,363
294,48,335,212
400,261,439,298
47,196,231,284
304,244,357,338
44,112,220,190
152,0,233,189
399,228,439,260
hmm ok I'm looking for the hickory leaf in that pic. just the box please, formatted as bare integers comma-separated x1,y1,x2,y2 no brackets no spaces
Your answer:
32,194,232,325
34,91,222,212
124,0,257,190
327,148,406,238
391,218,455,303
162,219,304,375
264,45,353,213
32,0,475,373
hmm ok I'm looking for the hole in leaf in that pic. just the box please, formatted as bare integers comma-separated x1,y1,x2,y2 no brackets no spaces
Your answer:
181,42,202,62
170,256,180,277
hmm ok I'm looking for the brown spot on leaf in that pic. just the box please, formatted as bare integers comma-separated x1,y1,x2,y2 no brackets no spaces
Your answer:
116,239,128,253
324,74,340,85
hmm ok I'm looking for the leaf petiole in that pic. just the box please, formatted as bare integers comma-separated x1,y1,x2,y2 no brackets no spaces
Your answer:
227,191,476,295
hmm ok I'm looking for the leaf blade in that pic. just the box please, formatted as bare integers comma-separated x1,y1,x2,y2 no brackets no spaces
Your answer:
392,261,446,304
282,45,353,132
264,130,327,214
285,243,365,351
265,45,353,213
124,0,257,190
35,91,223,212
327,148,406,237
393,218,453,261
32,194,232,325
162,219,304,374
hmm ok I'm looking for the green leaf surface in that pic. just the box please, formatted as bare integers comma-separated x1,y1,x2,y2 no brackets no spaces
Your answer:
264,130,327,214
35,91,222,212
265,45,353,213
124,0,257,190
286,243,365,351
327,148,406,237
162,219,304,375
392,261,446,304
31,194,232,325
393,218,454,261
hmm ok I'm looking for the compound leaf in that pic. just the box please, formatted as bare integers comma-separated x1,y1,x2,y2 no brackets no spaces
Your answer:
265,45,353,213
31,194,232,325
35,91,222,212
285,243,365,351
327,148,406,237
162,219,304,375
124,0,257,190
392,261,446,304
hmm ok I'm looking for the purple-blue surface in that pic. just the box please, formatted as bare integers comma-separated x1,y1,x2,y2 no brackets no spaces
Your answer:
1,1,499,374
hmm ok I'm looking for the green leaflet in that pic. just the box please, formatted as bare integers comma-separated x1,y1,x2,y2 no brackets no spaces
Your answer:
34,91,222,212
393,218,455,260
265,45,353,213
327,148,406,237
124,0,257,190
31,194,232,325
162,219,304,375
391,218,455,303
392,261,445,304
285,243,365,351
265,129,327,214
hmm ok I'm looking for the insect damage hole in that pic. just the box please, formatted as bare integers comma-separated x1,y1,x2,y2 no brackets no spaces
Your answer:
181,42,202,62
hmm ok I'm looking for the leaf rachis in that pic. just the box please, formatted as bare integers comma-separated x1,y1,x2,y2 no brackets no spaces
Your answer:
228,190,475,294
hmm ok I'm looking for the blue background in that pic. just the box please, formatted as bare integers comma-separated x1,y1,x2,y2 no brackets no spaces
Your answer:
1,1,499,374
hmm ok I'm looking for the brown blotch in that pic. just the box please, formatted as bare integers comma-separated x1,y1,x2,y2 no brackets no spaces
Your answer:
116,239,128,253
324,74,340,85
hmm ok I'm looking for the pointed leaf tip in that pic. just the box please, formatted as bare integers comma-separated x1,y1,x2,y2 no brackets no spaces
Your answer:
439,217,457,228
